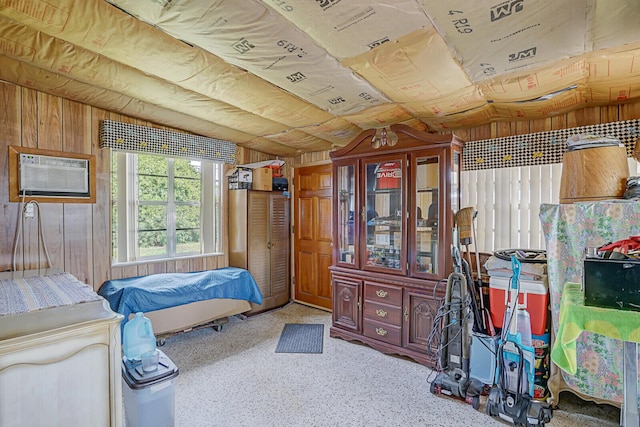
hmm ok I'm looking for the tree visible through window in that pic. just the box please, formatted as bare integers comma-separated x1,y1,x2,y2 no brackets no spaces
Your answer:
111,151,221,263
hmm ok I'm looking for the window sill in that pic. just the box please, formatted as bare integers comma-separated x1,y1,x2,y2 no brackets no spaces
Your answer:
111,252,224,268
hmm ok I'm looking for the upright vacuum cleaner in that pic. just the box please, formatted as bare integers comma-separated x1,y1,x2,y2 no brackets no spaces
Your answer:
430,245,483,409
485,256,553,426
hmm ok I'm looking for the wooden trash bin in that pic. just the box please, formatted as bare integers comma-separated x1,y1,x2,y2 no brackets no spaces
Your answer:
559,145,629,203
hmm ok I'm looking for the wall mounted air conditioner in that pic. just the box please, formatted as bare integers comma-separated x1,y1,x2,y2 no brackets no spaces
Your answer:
19,153,90,198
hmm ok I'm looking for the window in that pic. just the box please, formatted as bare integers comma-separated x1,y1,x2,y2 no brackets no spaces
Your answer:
460,159,640,252
461,164,561,252
111,152,222,263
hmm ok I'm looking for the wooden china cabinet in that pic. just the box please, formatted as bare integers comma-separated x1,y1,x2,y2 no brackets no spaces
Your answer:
329,124,463,367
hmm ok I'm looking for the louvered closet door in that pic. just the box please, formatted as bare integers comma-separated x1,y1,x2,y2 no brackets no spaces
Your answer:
270,194,290,298
248,192,271,298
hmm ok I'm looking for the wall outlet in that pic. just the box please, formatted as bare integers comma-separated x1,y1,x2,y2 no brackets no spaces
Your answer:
24,203,34,218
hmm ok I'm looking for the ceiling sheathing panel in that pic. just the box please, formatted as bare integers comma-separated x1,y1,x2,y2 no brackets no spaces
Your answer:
240,137,300,157
587,45,640,104
589,0,640,50
342,104,416,129
481,43,640,105
400,119,430,132
260,0,430,60
265,129,334,152
343,28,472,102
429,105,498,130
298,118,363,146
194,70,334,129
420,0,589,83
0,16,292,137
0,0,344,152
0,55,258,143
403,86,487,120
108,0,391,115
479,58,589,103
491,89,591,121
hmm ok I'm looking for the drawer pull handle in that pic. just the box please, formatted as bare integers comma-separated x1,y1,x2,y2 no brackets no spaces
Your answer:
376,290,388,298
376,309,388,318
375,327,388,336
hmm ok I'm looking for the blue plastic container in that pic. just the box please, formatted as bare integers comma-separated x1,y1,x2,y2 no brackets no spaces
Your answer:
123,312,156,361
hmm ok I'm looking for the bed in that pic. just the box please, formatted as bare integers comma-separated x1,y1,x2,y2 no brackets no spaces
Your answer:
97,267,263,339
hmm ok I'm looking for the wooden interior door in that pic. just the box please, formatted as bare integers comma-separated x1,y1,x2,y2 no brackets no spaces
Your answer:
294,163,333,310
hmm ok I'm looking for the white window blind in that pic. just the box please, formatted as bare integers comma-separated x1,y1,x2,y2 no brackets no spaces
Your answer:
461,159,640,252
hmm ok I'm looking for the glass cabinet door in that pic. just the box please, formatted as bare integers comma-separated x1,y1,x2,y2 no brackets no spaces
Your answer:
363,158,404,271
415,155,439,276
336,164,356,265
451,150,460,216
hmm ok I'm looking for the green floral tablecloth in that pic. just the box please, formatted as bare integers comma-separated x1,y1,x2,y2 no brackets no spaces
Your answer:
540,201,640,405
553,282,640,375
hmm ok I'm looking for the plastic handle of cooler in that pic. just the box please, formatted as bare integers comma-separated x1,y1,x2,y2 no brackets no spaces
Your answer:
503,288,529,309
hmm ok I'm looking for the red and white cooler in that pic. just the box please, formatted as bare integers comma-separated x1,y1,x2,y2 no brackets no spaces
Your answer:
489,276,549,336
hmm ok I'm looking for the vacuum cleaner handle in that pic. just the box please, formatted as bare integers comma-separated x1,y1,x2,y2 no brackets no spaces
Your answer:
507,255,522,336
452,245,463,274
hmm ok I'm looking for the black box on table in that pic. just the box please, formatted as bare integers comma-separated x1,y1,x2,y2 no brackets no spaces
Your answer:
583,257,640,311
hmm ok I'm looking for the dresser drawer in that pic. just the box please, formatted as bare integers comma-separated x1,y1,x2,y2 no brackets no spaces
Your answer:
364,282,402,306
363,318,402,346
363,301,402,326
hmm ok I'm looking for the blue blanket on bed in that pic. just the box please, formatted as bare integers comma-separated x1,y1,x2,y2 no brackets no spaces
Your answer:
98,267,263,330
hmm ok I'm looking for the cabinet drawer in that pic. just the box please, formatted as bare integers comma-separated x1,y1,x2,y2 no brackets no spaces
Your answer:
364,282,402,306
363,301,402,327
363,318,402,346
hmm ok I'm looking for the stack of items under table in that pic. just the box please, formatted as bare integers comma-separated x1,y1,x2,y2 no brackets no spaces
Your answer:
483,250,551,400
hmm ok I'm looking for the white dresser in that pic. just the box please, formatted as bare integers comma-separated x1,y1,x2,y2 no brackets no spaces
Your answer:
0,269,123,427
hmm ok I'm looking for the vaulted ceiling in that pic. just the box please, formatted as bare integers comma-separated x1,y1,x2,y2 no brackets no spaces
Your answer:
1,0,639,156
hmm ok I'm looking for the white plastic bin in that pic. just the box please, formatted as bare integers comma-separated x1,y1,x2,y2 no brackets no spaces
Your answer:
122,349,179,427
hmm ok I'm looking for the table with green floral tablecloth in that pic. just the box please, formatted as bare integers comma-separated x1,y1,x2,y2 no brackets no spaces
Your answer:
553,282,640,374
553,281,640,425
540,201,640,406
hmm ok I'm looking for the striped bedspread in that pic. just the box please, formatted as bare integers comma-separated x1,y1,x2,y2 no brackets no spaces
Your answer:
0,273,102,316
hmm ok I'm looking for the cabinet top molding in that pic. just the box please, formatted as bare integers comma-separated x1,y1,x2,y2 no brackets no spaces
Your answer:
330,124,464,160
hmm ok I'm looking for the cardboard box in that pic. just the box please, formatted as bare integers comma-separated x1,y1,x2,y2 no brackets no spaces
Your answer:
252,167,272,191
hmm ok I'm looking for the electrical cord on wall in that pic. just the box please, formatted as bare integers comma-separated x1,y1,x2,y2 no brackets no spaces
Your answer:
12,191,52,271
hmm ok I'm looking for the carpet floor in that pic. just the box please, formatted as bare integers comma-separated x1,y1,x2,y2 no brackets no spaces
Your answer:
149,302,620,427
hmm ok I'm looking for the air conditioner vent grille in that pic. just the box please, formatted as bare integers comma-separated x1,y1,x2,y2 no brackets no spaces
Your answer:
19,153,90,197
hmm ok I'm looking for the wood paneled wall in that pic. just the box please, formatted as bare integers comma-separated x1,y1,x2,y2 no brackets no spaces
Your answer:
0,82,227,291
290,151,332,167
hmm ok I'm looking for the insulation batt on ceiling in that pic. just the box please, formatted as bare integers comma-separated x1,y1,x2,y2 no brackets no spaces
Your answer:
0,0,639,155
